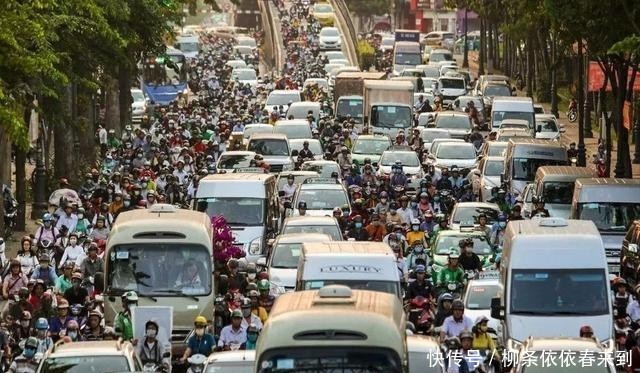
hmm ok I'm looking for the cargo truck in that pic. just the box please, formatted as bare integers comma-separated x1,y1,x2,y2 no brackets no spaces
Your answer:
333,72,386,125
363,80,414,138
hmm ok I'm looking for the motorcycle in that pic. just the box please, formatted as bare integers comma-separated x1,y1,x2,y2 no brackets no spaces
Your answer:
186,354,207,373
143,352,170,372
407,296,435,334
596,157,606,177
439,281,464,299
566,108,577,123
2,185,17,239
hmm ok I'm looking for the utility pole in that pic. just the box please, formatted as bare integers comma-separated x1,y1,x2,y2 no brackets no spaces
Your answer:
577,39,586,167
462,7,469,68
584,49,593,138
550,32,559,118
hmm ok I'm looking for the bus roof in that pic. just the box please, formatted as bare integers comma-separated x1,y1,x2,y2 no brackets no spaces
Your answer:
302,242,393,256
573,178,640,203
259,286,406,357
107,204,212,247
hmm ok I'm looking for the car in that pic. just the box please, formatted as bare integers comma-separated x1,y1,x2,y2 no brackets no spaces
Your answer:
428,49,453,64
130,88,147,123
479,82,512,111
427,141,478,170
203,350,255,373
430,228,498,274
417,112,437,127
418,128,451,150
286,101,321,120
323,63,345,77
259,233,333,291
273,119,313,139
311,2,335,27
477,156,505,202
216,150,257,171
535,113,564,141
235,36,257,49
351,134,392,166
280,215,344,241
303,77,329,92
533,103,545,114
478,141,507,158
232,45,254,58
247,133,294,173
37,340,141,372
423,32,455,48
512,337,617,373
400,68,426,78
319,27,342,50
225,59,247,69
417,64,441,79
380,36,395,52
433,112,472,139
324,51,347,61
496,128,533,142
620,220,640,284
452,95,486,125
472,74,510,96
422,77,438,93
242,123,273,143
288,138,323,160
448,201,501,230
329,66,359,86
462,276,503,337
438,76,466,105
290,178,350,217
428,138,464,155
377,147,423,192
263,90,302,114
231,68,258,89
499,119,531,132
300,160,341,179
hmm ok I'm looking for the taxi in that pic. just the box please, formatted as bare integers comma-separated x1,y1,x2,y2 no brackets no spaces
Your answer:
462,274,502,340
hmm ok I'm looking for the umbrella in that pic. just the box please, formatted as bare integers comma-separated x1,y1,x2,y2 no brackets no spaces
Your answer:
48,188,81,206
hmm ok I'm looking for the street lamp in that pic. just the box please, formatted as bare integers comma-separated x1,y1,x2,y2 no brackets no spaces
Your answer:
576,39,586,167
462,8,469,68
31,135,48,219
550,32,559,118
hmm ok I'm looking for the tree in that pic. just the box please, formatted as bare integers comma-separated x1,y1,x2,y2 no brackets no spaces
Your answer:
348,0,392,17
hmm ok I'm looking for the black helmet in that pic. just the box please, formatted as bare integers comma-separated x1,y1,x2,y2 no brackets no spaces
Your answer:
298,201,307,209
452,299,464,311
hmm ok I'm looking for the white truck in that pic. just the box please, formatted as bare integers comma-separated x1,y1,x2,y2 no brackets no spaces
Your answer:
363,80,414,138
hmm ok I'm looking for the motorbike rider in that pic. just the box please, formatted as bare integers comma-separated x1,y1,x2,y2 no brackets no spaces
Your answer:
34,214,59,250
439,300,473,342
8,336,39,373
374,191,390,215
281,174,297,198
490,213,508,248
406,265,433,300
436,252,465,294
31,254,58,288
58,232,84,270
56,203,78,233
114,291,138,341
434,293,454,327
612,277,631,316
579,325,596,341
626,285,640,327
297,201,308,216
475,213,492,239
392,245,408,286
34,317,53,353
383,225,408,254
458,239,482,272
257,279,276,313
218,309,247,351
245,324,260,350
405,240,429,270
240,297,263,331
472,316,500,367
457,330,481,373
347,215,370,241
406,219,426,247
297,140,314,161
136,319,170,369
247,289,269,324
48,299,72,341
364,213,387,242
180,316,215,363
567,142,578,159
531,196,550,218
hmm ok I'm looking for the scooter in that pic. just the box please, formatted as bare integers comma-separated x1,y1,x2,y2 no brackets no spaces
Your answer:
186,354,207,373
407,296,435,334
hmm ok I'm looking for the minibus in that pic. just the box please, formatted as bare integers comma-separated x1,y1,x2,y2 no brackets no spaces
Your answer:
532,166,595,218
502,139,567,196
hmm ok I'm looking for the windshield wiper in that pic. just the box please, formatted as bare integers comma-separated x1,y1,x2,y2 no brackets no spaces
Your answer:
152,289,200,301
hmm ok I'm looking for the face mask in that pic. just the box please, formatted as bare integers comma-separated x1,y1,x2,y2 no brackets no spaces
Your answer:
137,154,143,158
68,331,78,339
77,213,84,219
146,329,157,338
134,191,140,195
115,196,122,201
380,198,387,203
195,327,205,336
69,238,77,245
247,332,258,343
499,222,506,228
411,202,417,208
396,233,403,239
124,201,131,207
141,182,148,188
248,273,256,280
413,246,423,254
412,225,419,231
242,308,251,317
355,222,362,229
24,347,36,359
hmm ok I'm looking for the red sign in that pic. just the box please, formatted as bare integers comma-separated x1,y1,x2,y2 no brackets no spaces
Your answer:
588,62,640,92
623,100,632,130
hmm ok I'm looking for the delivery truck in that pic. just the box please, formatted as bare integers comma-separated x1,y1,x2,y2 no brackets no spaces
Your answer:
363,80,414,138
333,72,387,125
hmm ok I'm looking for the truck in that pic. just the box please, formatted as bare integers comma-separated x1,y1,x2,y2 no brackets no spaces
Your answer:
333,72,386,125
363,80,414,138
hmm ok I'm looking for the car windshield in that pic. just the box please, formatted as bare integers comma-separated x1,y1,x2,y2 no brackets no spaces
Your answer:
537,119,558,132
232,69,256,81
512,158,566,181
542,181,574,204
382,38,395,46
521,358,610,373
196,197,264,225
297,189,348,210
274,125,312,139
301,162,339,178
277,174,317,191
510,268,608,315
487,143,507,156
336,98,363,119
492,111,534,129
452,206,499,225
436,144,476,159
218,154,254,169
266,93,300,106
248,139,290,156
439,78,465,89
465,284,501,309
353,138,390,155
423,68,440,79
483,85,511,97
131,90,145,102
501,122,529,131
39,356,130,373
484,160,504,177
179,42,199,53
303,280,399,296
577,202,640,232
271,243,303,268
107,244,212,296
395,53,421,65
435,235,493,255
457,98,481,109
430,53,452,62
315,4,333,12
381,152,420,167
290,140,322,155
371,105,412,128
283,224,342,241
243,126,272,139
436,116,470,130
320,28,340,37
421,130,449,143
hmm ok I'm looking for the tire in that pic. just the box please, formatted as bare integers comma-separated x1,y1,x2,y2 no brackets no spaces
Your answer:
568,111,577,123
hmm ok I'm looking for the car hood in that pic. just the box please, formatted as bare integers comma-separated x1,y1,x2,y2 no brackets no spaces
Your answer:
238,79,258,86
261,155,293,165
434,158,476,168
441,88,466,96
268,267,297,289
320,36,341,42
507,314,612,346
535,132,559,140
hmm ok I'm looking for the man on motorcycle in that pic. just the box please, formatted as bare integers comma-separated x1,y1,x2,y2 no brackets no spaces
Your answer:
530,196,550,218
436,252,465,294
405,240,429,270
218,309,247,351
440,300,473,342
407,265,433,300
346,215,370,241
281,175,297,198
458,239,482,272
297,140,314,161
567,142,578,159
8,336,39,373
114,291,137,341
136,320,170,370
434,293,454,327
490,213,508,248
180,316,216,363
34,214,59,250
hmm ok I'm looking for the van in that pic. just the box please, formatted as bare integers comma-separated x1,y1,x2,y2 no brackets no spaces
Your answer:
296,241,401,298
175,35,200,59
491,218,613,353
532,166,595,218
407,335,444,373
103,204,214,358
263,90,302,113
285,101,321,120
423,32,455,48
256,285,407,373
393,41,421,75
571,178,640,275
502,139,567,196
194,173,279,261
490,96,534,130
247,133,294,173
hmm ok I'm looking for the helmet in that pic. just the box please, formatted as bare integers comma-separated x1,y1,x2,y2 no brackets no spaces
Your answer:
88,310,103,319
122,291,138,303
241,297,252,308
498,212,507,221
57,299,70,309
298,201,307,209
448,250,460,260
411,218,420,225
580,325,594,336
145,320,159,331
194,315,207,326
475,315,489,326
43,213,53,222
24,337,39,349
248,289,260,297
35,317,49,330
258,279,270,291
459,330,473,340
438,293,454,304
246,283,259,292
451,299,465,311
66,320,79,329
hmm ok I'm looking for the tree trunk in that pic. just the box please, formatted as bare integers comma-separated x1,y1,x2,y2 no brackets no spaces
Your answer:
526,36,534,98
77,88,97,173
478,18,485,75
118,66,132,135
104,77,120,132
487,20,493,73
0,125,11,187
53,120,76,181
14,148,26,232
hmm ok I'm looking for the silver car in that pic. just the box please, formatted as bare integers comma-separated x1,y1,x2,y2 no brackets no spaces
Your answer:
477,156,505,202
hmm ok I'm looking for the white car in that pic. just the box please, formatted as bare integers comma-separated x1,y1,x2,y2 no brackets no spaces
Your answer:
225,59,247,69
216,151,257,171
418,128,451,150
477,156,505,202
380,36,395,52
463,276,503,338
130,88,147,123
448,202,500,230
433,112,472,139
319,27,342,50
377,147,423,193
280,216,343,241
535,114,564,141
437,76,467,105
235,36,257,49
290,179,350,217
231,67,258,89
263,90,302,114
324,51,347,61
274,119,313,140
427,141,477,170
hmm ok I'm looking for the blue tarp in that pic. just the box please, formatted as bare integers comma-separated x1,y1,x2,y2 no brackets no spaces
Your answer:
143,83,187,106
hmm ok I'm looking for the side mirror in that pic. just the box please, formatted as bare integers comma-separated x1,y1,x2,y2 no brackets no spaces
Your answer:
536,124,542,133
283,201,291,209
490,297,505,320
629,243,638,254
256,257,267,267
278,190,285,197
500,173,504,183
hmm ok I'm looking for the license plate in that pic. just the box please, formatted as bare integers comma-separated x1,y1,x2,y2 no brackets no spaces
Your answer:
608,264,619,274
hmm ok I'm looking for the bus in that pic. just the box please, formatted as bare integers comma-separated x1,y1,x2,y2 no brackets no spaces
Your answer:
141,47,189,105
103,204,214,359
255,285,408,372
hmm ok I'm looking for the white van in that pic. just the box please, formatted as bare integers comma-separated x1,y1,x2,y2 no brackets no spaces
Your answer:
571,178,640,275
491,96,535,130
194,173,280,261
175,35,200,59
491,218,613,353
503,139,567,196
296,242,401,298
286,101,321,120
532,166,595,218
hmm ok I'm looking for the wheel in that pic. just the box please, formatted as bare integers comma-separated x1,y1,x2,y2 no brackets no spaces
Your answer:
568,111,577,123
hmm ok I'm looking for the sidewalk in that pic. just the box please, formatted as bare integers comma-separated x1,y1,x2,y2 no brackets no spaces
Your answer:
461,51,640,177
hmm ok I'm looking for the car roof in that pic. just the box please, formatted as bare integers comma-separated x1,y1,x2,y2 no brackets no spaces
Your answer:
46,340,132,357
220,151,256,156
303,160,338,165
483,156,505,162
275,119,308,126
299,182,345,190
284,216,338,225
467,278,500,287
435,111,469,118
248,132,288,140
522,337,605,352
356,134,391,141
277,170,319,178
275,233,333,243
454,202,500,210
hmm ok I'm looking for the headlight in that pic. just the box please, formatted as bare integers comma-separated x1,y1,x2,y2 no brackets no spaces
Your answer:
282,163,293,171
249,237,262,255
